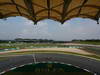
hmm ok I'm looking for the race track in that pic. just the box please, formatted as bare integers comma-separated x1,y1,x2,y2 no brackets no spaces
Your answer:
0,53,100,75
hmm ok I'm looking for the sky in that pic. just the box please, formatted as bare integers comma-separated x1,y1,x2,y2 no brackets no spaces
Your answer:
0,16,100,41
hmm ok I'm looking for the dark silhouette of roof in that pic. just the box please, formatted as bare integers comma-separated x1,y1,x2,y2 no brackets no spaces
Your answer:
0,0,100,24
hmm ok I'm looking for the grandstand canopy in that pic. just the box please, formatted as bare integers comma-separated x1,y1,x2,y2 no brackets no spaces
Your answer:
0,0,100,24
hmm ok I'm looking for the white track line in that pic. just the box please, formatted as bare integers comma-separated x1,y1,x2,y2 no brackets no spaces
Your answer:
33,53,37,64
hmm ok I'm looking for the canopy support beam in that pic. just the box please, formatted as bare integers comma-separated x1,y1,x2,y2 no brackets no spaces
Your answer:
61,0,72,24
47,0,50,19
11,0,22,16
77,0,88,16
24,0,37,24
95,9,100,24
0,12,3,18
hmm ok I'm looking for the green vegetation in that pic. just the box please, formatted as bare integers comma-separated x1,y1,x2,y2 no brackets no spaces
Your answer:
0,43,78,50
0,43,57,49
72,39,100,45
77,41,100,45
2,63,93,75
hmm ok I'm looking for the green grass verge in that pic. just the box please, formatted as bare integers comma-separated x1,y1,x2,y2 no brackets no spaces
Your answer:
75,41,100,45
0,43,63,49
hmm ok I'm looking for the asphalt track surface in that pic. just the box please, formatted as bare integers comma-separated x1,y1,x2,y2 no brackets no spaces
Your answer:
0,53,100,75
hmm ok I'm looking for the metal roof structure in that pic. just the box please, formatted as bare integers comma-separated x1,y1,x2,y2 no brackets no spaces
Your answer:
0,0,100,24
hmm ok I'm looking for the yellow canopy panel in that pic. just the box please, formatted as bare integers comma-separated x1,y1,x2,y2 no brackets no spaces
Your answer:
0,0,100,24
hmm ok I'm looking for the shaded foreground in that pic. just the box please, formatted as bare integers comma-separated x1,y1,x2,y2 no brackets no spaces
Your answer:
2,63,93,75
0,53,100,75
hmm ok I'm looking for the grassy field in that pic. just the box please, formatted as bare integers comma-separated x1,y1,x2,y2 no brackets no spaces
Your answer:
75,41,100,45
0,43,68,49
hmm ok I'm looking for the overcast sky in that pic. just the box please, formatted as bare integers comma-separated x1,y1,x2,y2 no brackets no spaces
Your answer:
0,17,100,41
